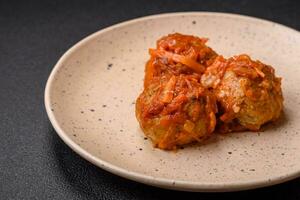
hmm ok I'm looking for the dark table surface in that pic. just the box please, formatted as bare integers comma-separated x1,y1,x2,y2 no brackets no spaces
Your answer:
1,0,300,199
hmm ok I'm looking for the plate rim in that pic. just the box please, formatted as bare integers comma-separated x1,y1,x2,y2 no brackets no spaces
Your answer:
44,12,300,192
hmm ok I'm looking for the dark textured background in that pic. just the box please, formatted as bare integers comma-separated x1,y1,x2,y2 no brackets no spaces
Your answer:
1,0,300,199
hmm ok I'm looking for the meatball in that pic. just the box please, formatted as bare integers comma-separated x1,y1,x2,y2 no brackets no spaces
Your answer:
201,55,283,132
144,33,217,88
136,73,217,150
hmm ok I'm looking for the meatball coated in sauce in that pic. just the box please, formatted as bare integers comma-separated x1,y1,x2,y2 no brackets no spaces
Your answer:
136,74,217,150
201,55,283,132
136,33,218,150
144,33,217,88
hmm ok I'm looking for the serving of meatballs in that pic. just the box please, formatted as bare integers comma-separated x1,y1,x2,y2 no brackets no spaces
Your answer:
136,33,283,150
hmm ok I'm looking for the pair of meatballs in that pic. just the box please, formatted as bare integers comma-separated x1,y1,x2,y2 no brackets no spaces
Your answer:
136,33,283,150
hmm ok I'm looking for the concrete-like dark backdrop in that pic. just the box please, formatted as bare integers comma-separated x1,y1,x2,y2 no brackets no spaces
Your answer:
0,0,299,199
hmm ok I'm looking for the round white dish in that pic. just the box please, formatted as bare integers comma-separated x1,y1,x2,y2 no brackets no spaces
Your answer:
45,12,300,192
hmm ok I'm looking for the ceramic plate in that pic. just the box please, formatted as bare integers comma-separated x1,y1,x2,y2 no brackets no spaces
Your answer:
45,12,300,192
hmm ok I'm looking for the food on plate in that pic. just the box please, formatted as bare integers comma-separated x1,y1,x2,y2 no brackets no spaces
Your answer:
144,33,217,88
136,73,217,150
201,55,283,132
136,33,283,150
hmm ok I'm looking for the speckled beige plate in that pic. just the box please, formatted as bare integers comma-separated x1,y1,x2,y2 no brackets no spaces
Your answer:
45,12,300,192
